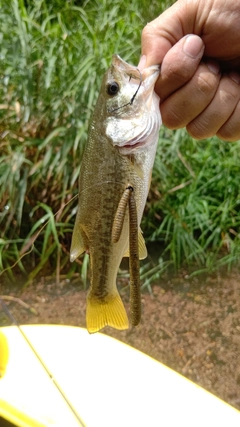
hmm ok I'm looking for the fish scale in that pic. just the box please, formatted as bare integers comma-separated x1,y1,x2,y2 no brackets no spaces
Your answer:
70,54,161,333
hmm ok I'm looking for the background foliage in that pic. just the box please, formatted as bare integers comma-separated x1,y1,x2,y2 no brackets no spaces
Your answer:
0,0,240,285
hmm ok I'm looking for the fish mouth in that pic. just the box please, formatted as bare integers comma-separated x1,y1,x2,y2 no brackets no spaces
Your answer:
105,54,161,154
112,54,160,89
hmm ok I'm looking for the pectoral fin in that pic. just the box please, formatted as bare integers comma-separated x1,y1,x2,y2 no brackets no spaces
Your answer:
70,212,86,262
124,229,147,260
133,162,144,180
86,292,129,333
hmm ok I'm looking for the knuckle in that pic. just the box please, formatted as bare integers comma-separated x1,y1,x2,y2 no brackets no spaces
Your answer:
220,88,239,106
187,121,211,140
196,72,219,96
217,127,239,141
163,62,194,83
141,25,150,40
162,106,185,129
219,80,240,106
217,100,240,141
141,21,159,41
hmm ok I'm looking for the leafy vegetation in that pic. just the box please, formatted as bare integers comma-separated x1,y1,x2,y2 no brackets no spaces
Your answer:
142,129,240,278
1,0,240,286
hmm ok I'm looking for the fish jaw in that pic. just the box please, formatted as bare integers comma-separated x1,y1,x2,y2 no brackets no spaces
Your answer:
112,54,159,95
104,54,161,155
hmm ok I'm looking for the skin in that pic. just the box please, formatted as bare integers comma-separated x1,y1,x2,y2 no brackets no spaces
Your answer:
141,0,240,141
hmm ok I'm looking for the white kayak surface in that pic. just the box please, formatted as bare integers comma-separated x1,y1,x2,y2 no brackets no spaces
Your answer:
0,324,239,427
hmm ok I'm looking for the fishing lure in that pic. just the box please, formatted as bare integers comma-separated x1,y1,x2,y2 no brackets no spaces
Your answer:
112,185,141,326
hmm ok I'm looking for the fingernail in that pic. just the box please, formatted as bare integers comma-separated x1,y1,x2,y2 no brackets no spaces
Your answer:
183,34,204,58
138,55,147,70
229,71,240,84
206,60,220,74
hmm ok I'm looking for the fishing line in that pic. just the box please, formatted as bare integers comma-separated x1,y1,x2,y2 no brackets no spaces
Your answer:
109,68,142,113
79,179,130,196
0,298,86,427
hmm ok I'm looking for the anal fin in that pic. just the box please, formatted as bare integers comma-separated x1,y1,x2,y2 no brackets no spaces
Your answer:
124,229,147,260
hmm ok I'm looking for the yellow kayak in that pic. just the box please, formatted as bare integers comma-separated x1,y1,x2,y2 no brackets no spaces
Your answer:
0,325,239,426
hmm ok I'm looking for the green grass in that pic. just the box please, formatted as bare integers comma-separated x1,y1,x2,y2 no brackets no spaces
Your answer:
0,0,172,282
142,128,240,277
1,0,240,286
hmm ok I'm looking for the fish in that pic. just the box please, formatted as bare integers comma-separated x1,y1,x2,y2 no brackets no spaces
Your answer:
70,54,161,333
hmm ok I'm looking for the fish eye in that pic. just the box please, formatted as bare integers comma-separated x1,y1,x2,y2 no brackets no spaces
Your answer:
106,81,120,96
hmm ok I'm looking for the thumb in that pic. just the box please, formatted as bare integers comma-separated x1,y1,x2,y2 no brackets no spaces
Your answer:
141,1,197,66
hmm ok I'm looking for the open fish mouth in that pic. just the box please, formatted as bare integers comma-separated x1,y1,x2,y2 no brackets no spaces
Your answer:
112,54,159,87
111,54,160,105
105,55,161,153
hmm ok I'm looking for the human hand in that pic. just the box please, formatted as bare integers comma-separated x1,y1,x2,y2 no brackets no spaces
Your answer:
141,0,240,141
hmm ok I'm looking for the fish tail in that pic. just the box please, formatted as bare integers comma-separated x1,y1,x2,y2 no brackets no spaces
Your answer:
86,292,129,334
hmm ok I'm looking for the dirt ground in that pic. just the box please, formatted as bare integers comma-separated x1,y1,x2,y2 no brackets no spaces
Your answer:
1,267,240,411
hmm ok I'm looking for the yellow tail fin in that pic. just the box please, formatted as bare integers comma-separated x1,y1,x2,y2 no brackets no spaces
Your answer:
86,293,129,334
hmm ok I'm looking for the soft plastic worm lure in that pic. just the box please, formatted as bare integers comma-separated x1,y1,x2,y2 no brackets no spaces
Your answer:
112,185,133,243
111,185,141,326
128,188,141,326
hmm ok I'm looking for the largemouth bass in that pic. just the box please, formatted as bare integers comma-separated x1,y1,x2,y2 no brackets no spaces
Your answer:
70,54,161,333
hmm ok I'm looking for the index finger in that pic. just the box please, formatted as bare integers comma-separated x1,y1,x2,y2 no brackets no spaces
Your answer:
155,35,205,102
141,1,196,66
